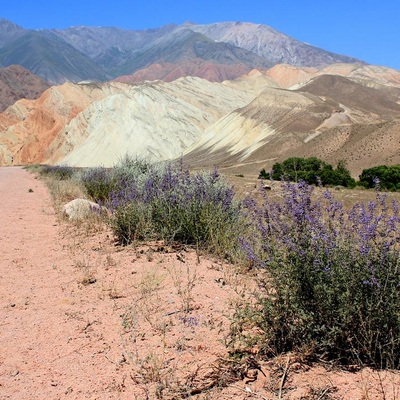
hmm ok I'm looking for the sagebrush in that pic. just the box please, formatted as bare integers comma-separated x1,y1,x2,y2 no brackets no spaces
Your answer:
237,180,400,368
83,159,244,259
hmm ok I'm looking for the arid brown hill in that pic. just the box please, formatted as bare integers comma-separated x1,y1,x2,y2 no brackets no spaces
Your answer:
182,72,400,177
0,65,49,112
299,74,400,120
113,60,251,83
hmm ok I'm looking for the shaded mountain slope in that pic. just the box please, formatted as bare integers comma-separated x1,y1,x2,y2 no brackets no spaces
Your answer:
110,28,273,77
0,31,109,84
0,19,26,47
53,24,177,58
55,24,179,75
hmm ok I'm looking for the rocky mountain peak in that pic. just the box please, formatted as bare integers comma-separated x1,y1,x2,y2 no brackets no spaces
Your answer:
0,18,24,31
0,18,26,47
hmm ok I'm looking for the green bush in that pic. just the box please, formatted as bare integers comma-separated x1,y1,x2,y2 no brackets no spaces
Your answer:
260,157,355,188
110,202,153,244
359,165,400,191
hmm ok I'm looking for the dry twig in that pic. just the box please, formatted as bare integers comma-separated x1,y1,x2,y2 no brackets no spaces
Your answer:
278,357,291,399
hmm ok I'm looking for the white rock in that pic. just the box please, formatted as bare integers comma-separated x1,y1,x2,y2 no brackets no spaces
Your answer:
62,198,101,220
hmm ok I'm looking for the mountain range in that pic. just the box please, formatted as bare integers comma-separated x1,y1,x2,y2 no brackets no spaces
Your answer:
0,19,361,84
1,19,400,178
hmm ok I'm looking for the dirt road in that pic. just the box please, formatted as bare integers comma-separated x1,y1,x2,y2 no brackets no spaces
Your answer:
0,167,130,399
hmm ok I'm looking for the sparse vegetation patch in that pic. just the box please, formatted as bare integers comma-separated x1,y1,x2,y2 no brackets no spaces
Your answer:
39,164,76,180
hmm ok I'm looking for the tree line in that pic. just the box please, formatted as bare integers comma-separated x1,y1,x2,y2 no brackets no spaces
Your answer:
259,157,400,190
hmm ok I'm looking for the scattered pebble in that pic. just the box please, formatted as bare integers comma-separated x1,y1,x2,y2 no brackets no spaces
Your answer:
65,387,73,394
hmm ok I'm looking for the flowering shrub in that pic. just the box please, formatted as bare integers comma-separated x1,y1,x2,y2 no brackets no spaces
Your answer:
81,167,117,202
240,180,400,368
81,157,153,203
105,160,242,258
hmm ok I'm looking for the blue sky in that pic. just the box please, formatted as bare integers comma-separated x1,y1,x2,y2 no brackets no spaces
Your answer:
2,0,400,69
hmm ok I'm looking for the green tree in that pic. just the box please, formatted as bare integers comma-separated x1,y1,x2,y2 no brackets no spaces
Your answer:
264,157,355,187
359,165,400,191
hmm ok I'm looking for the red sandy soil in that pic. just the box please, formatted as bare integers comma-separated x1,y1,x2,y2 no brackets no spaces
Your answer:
0,167,399,399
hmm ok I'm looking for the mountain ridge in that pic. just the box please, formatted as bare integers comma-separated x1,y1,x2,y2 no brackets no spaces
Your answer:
0,18,366,84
